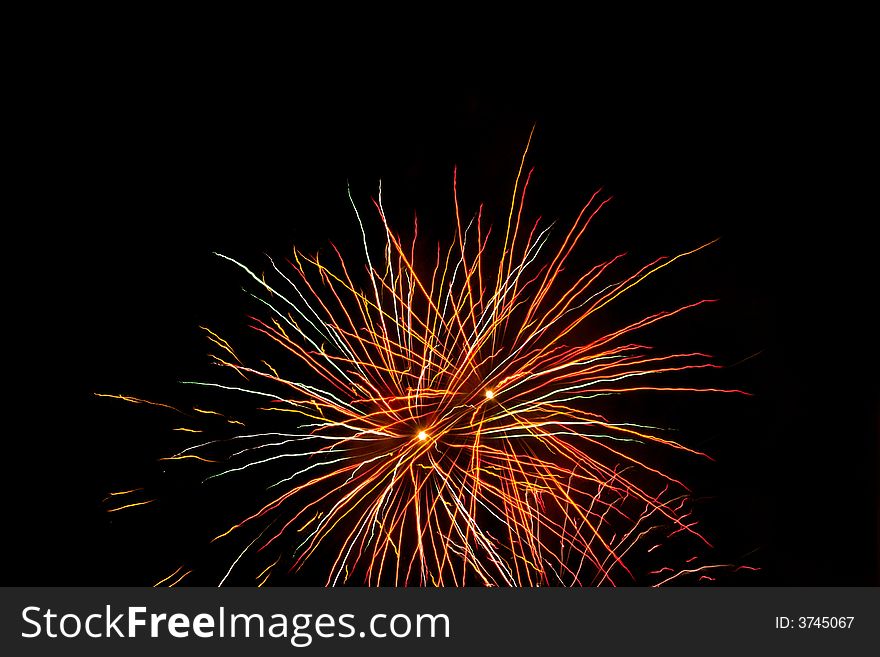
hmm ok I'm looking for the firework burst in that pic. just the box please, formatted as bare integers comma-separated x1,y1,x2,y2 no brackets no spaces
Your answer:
107,132,747,586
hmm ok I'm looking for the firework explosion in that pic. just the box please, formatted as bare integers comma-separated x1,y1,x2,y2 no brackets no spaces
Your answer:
105,134,747,586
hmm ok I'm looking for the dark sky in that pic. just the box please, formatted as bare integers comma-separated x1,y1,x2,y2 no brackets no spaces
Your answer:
10,63,877,585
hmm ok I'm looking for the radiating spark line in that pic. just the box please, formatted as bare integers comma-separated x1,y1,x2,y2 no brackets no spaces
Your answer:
154,566,184,587
95,394,184,414
159,454,218,463
106,499,156,513
167,569,192,587
653,563,732,586
193,407,224,417
105,488,143,497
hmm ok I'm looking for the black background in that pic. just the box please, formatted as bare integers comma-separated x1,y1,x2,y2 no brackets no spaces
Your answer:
10,53,877,586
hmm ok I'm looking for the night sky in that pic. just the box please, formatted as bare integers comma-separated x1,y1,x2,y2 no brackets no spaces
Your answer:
11,62,877,586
